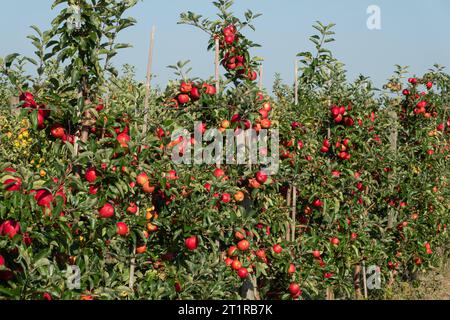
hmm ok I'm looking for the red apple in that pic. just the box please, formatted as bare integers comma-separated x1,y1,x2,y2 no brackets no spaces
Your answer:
50,124,65,139
85,168,97,183
237,267,248,279
116,222,129,236
273,244,283,254
237,239,250,251
185,236,198,251
255,171,268,184
99,203,115,218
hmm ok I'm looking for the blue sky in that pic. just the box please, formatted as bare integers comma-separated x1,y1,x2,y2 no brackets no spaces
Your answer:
1,0,449,90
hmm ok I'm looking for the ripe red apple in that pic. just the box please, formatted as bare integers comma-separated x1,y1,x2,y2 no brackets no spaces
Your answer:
255,171,268,184
99,203,115,218
166,170,178,180
273,244,283,254
320,146,329,153
89,185,99,195
127,203,138,215
417,101,427,109
0,255,5,267
37,112,46,130
224,34,236,44
117,133,130,148
237,267,248,279
247,70,258,81
288,263,296,274
312,250,321,258
312,199,323,208
136,172,149,186
190,86,201,101
228,246,238,257
180,81,192,93
34,189,53,207
259,108,269,119
213,168,225,178
116,222,129,236
221,193,231,203
50,124,65,139
330,237,340,246
289,282,301,296
0,220,20,239
223,25,236,37
260,119,271,129
237,239,250,251
262,102,272,112
3,178,22,192
85,168,97,183
177,94,190,105
231,259,242,271
204,84,216,95
331,170,341,178
185,236,198,251
408,78,418,85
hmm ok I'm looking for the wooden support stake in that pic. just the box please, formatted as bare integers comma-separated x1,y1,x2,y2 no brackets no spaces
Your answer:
387,111,398,229
354,264,362,299
294,59,298,106
143,26,156,133
129,245,136,290
215,38,220,93
362,261,368,299
326,287,334,300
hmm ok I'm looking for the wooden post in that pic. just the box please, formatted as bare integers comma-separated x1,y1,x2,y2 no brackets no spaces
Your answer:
294,59,298,106
326,287,334,300
215,38,220,93
143,26,156,133
362,261,368,299
129,245,136,290
387,111,398,229
354,265,362,299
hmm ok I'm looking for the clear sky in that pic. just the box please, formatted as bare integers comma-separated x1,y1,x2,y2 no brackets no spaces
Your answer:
1,0,449,90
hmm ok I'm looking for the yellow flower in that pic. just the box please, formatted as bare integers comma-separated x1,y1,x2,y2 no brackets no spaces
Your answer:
40,158,45,164
40,170,47,177
6,132,12,138
22,130,29,138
